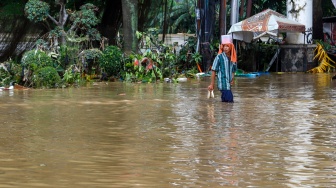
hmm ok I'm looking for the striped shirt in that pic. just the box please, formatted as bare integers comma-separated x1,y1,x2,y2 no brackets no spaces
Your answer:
211,53,237,90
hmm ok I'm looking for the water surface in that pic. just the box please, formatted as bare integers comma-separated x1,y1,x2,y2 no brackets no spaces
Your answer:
0,73,335,187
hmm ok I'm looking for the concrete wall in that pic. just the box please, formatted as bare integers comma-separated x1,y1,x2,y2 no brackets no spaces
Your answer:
280,44,317,72
158,33,195,54
140,33,195,54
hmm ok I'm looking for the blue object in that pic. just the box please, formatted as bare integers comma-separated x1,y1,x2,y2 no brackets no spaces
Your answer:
235,73,259,78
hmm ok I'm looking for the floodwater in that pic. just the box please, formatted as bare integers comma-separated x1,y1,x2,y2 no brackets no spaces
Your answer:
0,73,336,188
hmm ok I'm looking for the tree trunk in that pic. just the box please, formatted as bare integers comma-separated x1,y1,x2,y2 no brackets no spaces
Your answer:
99,0,122,45
240,0,245,18
246,0,252,17
219,0,227,36
138,0,152,32
202,0,216,71
313,0,323,40
162,0,168,42
122,0,138,54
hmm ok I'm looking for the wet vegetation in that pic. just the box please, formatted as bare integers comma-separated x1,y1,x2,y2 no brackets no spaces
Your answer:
0,0,335,88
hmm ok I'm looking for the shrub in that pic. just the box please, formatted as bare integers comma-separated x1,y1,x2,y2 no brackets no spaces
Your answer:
99,45,123,77
62,65,81,85
81,48,102,75
0,59,23,86
21,50,55,71
32,66,61,88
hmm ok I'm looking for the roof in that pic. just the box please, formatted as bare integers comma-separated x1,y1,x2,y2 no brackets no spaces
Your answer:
323,16,336,23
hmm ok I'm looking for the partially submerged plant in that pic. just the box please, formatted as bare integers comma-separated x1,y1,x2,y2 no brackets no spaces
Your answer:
307,42,336,73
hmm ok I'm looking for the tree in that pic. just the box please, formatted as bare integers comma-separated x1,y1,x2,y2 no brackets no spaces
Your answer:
169,0,196,34
24,0,100,48
121,0,138,54
313,0,323,40
98,0,122,46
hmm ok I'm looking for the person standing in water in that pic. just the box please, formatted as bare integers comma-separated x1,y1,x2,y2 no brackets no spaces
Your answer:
208,42,237,102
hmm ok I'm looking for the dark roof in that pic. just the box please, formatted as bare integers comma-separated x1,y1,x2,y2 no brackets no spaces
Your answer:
323,16,336,23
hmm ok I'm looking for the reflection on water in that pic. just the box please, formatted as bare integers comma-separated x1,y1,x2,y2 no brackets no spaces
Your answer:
0,73,336,187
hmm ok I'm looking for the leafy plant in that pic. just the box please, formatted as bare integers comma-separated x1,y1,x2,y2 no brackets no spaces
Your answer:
161,50,177,78
123,52,163,83
21,50,55,71
32,66,61,88
62,65,81,85
24,0,100,47
0,58,22,86
191,52,203,73
0,66,11,86
99,45,123,77
80,48,102,75
307,42,336,73
24,0,50,22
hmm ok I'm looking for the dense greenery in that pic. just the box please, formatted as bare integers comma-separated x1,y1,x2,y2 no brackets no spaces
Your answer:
32,66,61,88
99,46,123,78
0,0,335,88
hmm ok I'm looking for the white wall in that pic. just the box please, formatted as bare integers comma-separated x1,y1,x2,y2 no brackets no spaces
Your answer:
286,0,313,44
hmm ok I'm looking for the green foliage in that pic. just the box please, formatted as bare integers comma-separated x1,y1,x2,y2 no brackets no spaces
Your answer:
191,52,202,63
62,65,81,85
24,0,49,22
0,58,23,86
161,49,177,78
48,27,63,40
81,48,102,75
169,0,195,33
21,50,55,71
137,28,162,50
82,48,102,60
32,66,61,88
70,3,99,30
0,1,26,18
58,45,78,70
237,43,279,72
176,36,198,71
99,46,123,77
315,39,332,51
86,28,102,41
123,52,164,83
24,0,100,49
145,0,196,33
0,66,11,86
322,0,336,17
20,50,63,88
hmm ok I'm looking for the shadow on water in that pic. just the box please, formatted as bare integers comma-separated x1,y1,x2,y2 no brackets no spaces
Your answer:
0,73,335,187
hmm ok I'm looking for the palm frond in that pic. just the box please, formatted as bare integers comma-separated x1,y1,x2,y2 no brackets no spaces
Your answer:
307,43,336,73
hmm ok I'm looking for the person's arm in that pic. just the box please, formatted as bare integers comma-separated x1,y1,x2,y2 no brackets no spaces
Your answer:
208,70,216,91
231,72,235,85
231,63,237,85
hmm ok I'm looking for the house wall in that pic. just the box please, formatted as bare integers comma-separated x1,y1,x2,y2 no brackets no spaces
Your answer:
158,33,195,54
286,0,313,44
140,33,195,54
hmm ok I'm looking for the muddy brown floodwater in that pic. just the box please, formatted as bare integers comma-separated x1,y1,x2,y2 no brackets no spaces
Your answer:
0,73,335,188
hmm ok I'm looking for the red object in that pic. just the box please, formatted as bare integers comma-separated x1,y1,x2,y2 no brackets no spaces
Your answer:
134,59,139,66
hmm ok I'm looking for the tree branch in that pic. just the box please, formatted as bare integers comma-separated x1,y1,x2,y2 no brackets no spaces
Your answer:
58,1,68,26
47,14,59,25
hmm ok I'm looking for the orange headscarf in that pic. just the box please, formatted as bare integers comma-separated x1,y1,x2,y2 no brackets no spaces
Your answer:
218,43,237,63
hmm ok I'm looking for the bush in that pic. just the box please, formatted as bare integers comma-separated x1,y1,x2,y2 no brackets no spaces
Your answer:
99,45,123,77
62,65,81,85
81,48,102,75
0,59,23,86
32,66,61,88
21,50,55,71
